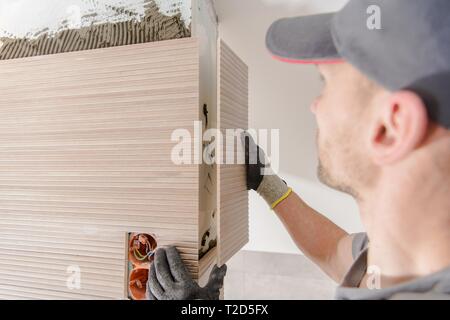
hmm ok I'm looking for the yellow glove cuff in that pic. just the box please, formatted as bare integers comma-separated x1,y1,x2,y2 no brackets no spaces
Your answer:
270,187,293,209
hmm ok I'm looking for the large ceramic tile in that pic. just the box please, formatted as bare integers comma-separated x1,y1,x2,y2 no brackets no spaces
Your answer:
242,273,335,300
241,250,329,280
224,271,245,300
242,273,280,300
271,276,335,300
224,250,337,300
225,250,246,273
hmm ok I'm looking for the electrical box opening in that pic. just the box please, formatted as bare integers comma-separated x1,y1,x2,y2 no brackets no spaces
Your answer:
126,232,157,300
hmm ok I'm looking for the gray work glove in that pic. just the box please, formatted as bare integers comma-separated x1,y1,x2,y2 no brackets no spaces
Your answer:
146,246,227,300
240,132,291,209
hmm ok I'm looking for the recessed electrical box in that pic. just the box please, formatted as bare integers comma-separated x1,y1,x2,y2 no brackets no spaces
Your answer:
126,233,157,300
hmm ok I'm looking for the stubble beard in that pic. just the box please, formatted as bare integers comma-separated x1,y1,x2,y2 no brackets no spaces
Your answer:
316,132,361,199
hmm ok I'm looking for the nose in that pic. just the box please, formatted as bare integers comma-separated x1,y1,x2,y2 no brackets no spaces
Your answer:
310,98,319,114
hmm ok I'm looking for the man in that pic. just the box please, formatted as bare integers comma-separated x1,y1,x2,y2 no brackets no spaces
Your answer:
147,0,450,300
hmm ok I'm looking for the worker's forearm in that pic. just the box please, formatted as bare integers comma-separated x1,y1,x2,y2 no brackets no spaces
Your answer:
242,132,353,282
274,191,350,282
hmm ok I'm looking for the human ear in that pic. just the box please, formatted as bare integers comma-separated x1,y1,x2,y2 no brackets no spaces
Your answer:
370,90,428,165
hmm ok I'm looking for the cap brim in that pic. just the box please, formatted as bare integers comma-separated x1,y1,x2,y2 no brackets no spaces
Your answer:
266,13,343,64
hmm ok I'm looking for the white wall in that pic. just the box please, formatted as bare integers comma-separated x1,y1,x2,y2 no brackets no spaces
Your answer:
215,0,364,255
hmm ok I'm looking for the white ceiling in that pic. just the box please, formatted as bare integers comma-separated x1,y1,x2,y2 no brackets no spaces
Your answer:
214,0,348,16
259,0,347,9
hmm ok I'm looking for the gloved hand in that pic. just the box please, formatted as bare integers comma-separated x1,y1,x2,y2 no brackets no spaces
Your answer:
146,246,227,300
240,132,292,209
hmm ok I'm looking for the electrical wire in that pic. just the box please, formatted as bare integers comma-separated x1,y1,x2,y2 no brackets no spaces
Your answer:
132,236,155,261
133,248,154,261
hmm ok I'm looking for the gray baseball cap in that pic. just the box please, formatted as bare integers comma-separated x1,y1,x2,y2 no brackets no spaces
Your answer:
266,0,450,128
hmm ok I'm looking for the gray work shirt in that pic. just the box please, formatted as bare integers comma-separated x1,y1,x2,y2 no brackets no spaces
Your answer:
335,233,450,300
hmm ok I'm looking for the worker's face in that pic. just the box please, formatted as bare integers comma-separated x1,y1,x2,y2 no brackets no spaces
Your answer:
311,63,380,198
